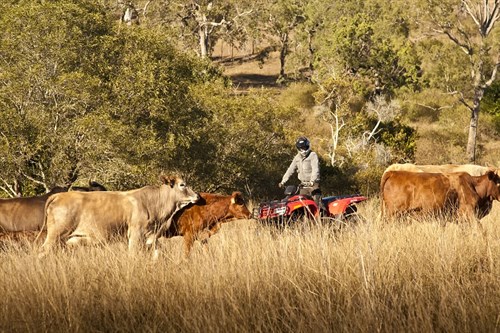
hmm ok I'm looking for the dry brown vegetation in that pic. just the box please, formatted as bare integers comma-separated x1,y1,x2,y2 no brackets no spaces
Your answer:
2,200,500,332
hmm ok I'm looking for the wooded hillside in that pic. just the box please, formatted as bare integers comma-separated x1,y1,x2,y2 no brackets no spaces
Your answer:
0,0,499,198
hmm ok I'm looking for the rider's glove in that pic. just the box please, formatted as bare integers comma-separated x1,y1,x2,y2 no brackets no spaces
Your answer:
278,182,284,188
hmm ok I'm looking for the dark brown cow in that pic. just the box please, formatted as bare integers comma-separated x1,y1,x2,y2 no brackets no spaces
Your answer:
380,170,500,220
70,180,107,192
159,192,251,256
0,182,107,233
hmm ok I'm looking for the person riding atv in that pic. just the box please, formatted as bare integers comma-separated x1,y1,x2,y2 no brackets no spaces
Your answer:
278,136,322,208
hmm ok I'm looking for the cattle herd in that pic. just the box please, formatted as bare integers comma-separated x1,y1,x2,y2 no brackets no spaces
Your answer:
380,163,500,221
0,163,499,256
0,175,251,257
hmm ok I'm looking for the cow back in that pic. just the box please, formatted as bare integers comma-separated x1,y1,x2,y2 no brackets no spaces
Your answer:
384,163,492,177
0,186,69,232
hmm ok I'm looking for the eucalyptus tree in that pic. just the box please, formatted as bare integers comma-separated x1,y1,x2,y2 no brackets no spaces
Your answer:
0,0,114,196
416,0,500,162
141,0,255,58
261,0,308,81
0,0,224,195
309,0,421,166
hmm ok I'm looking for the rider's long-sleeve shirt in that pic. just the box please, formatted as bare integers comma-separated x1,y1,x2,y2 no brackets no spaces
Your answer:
281,151,320,185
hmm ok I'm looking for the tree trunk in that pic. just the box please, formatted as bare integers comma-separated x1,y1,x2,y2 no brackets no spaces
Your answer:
279,33,289,79
308,29,315,72
199,25,209,58
466,87,484,163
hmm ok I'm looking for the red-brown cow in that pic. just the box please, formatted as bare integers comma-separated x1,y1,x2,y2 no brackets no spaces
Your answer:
380,170,500,221
159,191,251,256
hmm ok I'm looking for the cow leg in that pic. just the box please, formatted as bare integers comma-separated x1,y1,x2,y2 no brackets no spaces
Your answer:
200,223,222,244
39,235,56,258
128,226,144,253
66,234,96,248
39,225,66,257
183,232,195,257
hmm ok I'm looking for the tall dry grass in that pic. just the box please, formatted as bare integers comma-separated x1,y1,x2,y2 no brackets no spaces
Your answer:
2,200,500,332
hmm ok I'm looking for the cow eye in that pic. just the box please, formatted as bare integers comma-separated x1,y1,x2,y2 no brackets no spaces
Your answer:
179,183,186,188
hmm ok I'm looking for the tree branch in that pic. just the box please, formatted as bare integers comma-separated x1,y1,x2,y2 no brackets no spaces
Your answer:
0,179,18,198
484,53,500,87
432,28,472,55
448,90,474,111
21,170,49,193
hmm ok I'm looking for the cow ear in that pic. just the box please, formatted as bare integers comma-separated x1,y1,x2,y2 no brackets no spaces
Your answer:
231,191,243,204
160,175,175,187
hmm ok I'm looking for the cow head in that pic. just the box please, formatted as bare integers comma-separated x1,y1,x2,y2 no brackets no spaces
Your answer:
486,170,500,200
228,191,251,219
161,175,199,207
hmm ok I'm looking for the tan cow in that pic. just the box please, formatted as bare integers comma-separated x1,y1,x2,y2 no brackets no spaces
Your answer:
39,175,199,255
380,170,500,220
383,163,493,176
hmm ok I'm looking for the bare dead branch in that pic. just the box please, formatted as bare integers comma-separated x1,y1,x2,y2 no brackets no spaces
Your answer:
433,28,472,55
21,171,49,193
363,109,382,145
484,53,500,87
416,103,454,112
448,90,474,111
0,179,17,198
327,110,345,166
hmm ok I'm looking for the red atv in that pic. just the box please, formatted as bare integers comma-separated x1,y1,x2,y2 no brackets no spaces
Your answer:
254,185,368,228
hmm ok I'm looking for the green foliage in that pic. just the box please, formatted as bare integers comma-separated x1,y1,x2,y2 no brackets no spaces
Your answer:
313,6,421,98
483,81,500,116
0,0,497,199
278,83,317,110
378,119,417,163
416,40,471,93
0,0,114,194
187,86,294,197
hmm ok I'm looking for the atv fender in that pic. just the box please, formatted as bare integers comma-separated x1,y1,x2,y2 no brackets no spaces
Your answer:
327,198,360,215
288,204,319,218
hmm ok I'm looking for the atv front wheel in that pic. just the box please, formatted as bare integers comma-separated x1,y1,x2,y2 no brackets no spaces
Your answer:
320,216,347,231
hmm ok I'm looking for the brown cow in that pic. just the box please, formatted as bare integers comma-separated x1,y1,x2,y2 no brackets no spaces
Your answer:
156,191,251,256
39,175,199,255
0,181,107,233
0,186,69,232
383,163,493,176
380,170,500,220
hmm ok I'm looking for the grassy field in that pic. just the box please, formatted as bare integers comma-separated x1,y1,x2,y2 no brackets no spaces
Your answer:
2,199,500,332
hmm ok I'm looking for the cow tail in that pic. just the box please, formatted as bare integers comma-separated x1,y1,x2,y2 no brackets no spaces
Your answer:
35,195,56,243
378,171,392,221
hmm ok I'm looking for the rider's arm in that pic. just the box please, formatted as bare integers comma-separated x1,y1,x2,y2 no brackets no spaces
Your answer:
281,156,299,184
310,152,320,183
